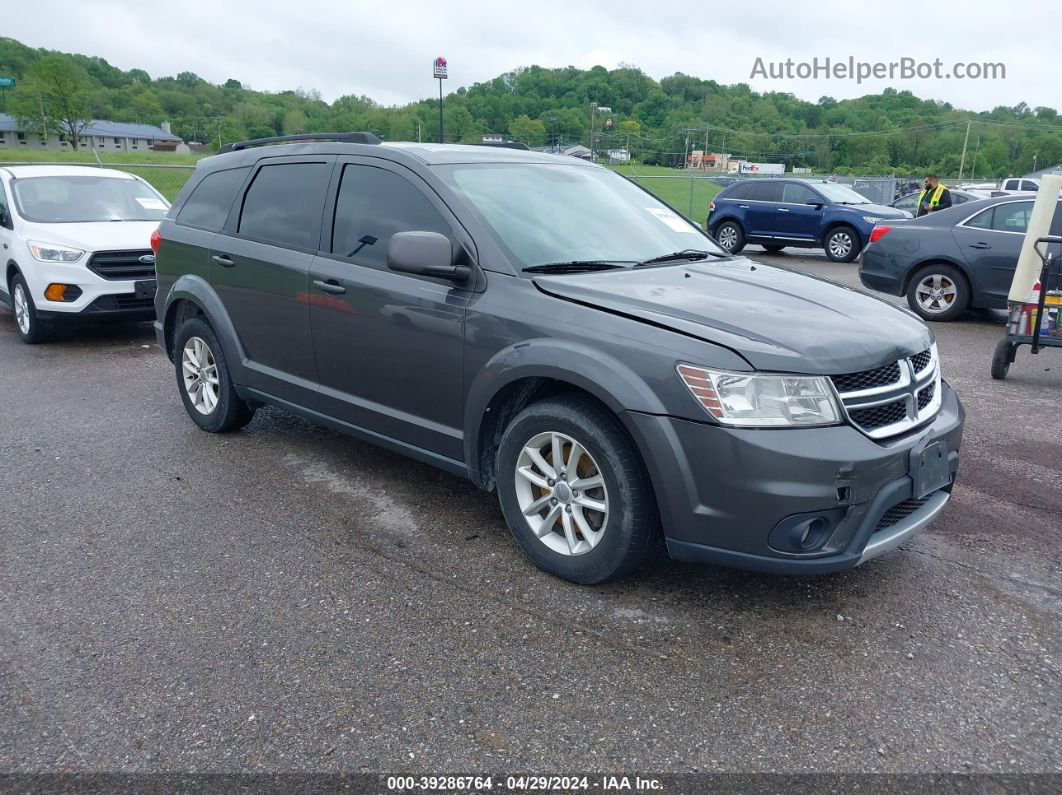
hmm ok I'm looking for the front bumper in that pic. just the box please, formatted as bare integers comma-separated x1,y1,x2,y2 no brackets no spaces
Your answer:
19,258,156,323
624,380,964,574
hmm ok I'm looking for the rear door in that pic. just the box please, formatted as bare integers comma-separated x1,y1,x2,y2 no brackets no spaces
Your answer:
211,156,335,407
953,200,1033,306
307,158,475,461
743,181,783,238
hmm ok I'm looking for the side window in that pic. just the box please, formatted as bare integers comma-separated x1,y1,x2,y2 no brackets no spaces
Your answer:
724,182,752,200
238,162,331,250
1021,181,1039,192
176,166,250,231
782,183,818,204
893,194,918,211
331,165,451,268
747,182,782,202
992,202,1033,233
964,207,995,229
952,194,970,204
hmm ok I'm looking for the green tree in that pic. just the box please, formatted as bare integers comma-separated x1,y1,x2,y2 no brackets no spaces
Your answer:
508,114,545,145
9,55,92,149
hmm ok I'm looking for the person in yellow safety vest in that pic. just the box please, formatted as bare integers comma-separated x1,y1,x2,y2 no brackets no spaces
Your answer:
916,174,952,217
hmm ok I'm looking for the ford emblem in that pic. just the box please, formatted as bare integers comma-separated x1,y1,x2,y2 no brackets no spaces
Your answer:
139,254,156,265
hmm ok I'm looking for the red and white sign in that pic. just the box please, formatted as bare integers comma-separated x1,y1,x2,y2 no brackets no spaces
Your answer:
433,57,448,79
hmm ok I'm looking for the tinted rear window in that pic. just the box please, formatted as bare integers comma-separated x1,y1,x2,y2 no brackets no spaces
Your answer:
176,167,249,231
723,182,753,200
747,182,782,202
238,162,331,250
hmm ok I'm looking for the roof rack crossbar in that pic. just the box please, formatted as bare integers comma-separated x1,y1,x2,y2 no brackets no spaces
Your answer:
219,132,381,154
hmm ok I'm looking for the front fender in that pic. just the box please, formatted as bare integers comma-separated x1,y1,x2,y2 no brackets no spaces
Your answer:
160,274,247,384
463,338,669,480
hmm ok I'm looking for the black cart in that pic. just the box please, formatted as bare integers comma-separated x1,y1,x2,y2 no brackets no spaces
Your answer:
992,235,1062,379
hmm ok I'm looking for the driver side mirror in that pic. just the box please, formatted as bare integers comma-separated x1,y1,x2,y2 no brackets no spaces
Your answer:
806,201,825,209
387,231,470,283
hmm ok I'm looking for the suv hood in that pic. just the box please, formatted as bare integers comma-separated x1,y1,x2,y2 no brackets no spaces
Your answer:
533,257,931,374
18,220,160,253
845,203,908,219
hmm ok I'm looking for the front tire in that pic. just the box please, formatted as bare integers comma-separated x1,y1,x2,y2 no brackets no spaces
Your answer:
495,395,658,584
906,264,970,322
713,220,746,254
173,317,256,432
10,273,52,344
824,225,860,262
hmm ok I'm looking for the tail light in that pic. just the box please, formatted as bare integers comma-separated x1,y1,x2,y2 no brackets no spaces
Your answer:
869,226,891,243
709,201,715,212
150,228,161,254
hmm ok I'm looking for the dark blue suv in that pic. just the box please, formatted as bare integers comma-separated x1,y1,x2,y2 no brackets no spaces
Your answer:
707,178,908,262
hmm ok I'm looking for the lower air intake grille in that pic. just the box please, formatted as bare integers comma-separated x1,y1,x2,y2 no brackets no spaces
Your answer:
875,497,931,533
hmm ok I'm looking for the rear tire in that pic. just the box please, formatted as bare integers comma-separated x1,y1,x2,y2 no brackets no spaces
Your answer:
906,264,970,322
495,394,658,584
824,225,860,262
9,273,52,344
990,339,1015,380
173,317,256,432
713,220,746,254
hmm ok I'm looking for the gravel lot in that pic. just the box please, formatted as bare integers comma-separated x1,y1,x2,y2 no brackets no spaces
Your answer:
1,248,1059,775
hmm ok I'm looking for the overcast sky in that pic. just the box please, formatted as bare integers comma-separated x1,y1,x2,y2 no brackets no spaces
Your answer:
7,0,1062,112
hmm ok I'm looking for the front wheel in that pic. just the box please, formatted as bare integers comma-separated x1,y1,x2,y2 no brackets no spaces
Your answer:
495,395,658,584
991,339,1015,380
10,273,52,344
906,264,970,322
824,225,860,262
173,317,256,432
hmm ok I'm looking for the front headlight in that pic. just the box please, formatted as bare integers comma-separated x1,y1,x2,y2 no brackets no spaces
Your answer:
862,216,884,224
28,241,85,263
677,364,842,427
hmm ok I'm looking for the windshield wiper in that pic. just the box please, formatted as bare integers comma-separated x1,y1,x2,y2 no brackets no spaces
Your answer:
635,249,727,267
523,261,627,274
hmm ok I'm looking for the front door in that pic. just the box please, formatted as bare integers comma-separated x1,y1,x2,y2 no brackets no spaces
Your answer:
777,182,824,242
308,160,474,462
953,200,1033,306
211,156,335,407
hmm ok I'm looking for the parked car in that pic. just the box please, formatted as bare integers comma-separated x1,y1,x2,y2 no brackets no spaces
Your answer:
0,165,167,343
154,134,963,584
706,178,908,262
890,188,991,215
998,177,1043,194
860,196,1062,321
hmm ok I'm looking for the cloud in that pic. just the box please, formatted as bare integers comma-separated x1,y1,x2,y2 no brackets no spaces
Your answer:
7,0,1061,110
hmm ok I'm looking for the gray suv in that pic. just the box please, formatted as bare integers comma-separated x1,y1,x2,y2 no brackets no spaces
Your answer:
154,133,964,584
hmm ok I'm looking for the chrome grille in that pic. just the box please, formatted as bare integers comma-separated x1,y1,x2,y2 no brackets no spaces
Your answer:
87,249,156,281
832,346,941,439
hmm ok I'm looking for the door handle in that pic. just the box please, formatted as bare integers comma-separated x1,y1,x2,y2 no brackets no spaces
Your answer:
212,254,235,267
738,204,750,209
777,208,790,212
313,279,346,295
968,242,991,249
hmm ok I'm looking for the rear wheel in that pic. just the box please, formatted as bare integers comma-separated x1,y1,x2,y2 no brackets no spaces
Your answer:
10,273,51,344
906,264,970,322
495,395,658,584
824,225,860,262
173,317,256,432
990,339,1015,380
714,221,746,254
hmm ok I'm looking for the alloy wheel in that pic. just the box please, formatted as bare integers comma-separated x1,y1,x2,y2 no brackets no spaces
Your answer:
915,274,957,314
13,283,30,335
718,226,738,251
828,232,853,259
181,336,220,415
513,431,609,556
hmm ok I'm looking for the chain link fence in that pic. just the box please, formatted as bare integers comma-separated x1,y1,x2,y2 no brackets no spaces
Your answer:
0,161,196,201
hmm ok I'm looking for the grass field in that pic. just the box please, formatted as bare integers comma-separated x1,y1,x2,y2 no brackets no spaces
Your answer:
609,164,723,225
0,149,721,212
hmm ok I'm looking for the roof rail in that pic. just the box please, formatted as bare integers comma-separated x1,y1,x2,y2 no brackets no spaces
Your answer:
218,132,381,154
472,141,531,151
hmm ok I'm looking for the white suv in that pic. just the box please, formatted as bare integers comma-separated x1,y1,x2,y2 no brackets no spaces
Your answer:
0,165,169,343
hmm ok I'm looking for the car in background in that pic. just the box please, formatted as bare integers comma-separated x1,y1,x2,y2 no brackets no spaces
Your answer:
998,177,1043,194
707,178,908,262
860,196,1062,321
890,188,992,215
0,165,168,343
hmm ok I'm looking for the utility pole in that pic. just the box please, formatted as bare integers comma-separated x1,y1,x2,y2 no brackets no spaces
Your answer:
589,102,596,159
704,123,710,170
958,120,971,182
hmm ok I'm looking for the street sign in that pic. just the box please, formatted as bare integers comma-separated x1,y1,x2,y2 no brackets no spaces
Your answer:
433,57,448,80
0,77,15,88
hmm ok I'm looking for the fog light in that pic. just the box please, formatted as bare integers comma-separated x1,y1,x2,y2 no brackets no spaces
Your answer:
44,283,81,302
769,509,844,554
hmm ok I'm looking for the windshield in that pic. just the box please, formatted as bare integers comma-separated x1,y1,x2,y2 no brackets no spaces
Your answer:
438,163,725,268
814,182,872,204
12,175,169,223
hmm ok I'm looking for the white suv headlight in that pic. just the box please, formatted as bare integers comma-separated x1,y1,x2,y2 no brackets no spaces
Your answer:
28,241,85,263
677,364,842,427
